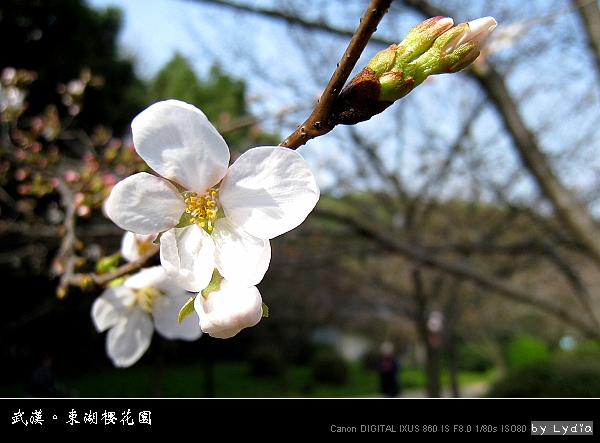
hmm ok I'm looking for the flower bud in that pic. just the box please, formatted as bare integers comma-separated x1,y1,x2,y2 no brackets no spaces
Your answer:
332,16,497,125
391,16,455,68
194,278,263,339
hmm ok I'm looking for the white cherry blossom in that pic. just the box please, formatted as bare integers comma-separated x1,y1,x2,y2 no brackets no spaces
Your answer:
194,278,263,339
91,266,202,367
106,100,319,293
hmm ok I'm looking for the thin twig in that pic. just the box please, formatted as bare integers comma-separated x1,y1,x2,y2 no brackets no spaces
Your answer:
64,243,160,292
54,178,81,297
279,0,393,149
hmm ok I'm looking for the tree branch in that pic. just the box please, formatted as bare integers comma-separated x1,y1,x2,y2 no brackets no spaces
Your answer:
572,0,600,79
278,0,393,149
70,243,160,290
314,206,600,338
474,66,600,264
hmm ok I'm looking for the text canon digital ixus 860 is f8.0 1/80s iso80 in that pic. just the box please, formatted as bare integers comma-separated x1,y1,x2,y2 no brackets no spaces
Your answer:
330,422,593,435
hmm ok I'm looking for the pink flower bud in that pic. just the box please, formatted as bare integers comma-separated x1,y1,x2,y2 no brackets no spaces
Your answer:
440,17,498,72
453,17,498,52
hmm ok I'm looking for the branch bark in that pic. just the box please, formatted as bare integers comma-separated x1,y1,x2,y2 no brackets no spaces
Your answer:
279,0,393,149
57,243,160,293
572,0,600,78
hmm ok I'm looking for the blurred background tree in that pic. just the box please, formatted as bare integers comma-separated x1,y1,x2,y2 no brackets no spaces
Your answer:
0,0,147,133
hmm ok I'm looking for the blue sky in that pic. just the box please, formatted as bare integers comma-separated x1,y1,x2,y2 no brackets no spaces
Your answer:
88,0,207,78
86,0,318,118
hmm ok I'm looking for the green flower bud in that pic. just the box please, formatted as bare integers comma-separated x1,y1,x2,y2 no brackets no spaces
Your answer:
366,45,398,76
392,16,455,67
332,16,497,125
412,17,498,79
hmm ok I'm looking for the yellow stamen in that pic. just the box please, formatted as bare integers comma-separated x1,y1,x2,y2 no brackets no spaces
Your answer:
184,187,220,232
135,286,163,313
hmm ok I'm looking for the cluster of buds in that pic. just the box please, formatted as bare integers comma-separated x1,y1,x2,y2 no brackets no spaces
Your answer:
56,68,104,116
332,16,497,125
1,67,147,220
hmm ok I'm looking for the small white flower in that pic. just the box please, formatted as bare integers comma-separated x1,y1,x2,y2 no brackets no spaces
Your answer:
0,84,25,113
194,278,263,339
106,100,319,293
91,266,202,367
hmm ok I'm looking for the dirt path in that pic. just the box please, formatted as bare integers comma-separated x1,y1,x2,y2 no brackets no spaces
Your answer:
399,381,490,398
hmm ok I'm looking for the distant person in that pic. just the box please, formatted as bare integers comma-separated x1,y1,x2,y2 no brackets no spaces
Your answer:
28,355,71,398
377,342,400,397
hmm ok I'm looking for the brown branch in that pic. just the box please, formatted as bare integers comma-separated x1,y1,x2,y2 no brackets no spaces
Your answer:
572,0,600,78
183,0,396,148
65,243,160,291
48,177,160,295
279,0,393,149
474,66,600,265
185,0,350,34
53,178,82,298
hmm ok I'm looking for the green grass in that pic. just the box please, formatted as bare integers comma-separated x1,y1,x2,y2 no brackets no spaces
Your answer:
63,361,381,398
1,361,492,398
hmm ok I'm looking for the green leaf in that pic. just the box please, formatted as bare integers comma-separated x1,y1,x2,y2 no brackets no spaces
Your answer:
178,294,197,323
262,302,269,318
201,268,224,297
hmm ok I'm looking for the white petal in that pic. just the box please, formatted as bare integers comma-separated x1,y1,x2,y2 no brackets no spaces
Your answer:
219,146,320,239
120,231,139,262
121,232,156,263
153,291,202,341
159,225,215,292
125,265,170,290
212,218,271,287
91,286,135,332
194,280,263,339
106,172,186,235
131,100,230,192
105,307,154,367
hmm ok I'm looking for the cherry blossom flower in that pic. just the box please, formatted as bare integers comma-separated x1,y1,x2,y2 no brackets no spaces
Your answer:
194,278,263,339
106,100,319,293
91,266,202,367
